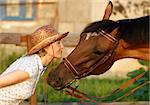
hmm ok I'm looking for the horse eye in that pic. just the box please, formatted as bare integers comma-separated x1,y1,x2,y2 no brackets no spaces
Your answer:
94,51,102,55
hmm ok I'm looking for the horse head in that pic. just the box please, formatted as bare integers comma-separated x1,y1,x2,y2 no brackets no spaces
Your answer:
47,1,120,90
47,1,149,90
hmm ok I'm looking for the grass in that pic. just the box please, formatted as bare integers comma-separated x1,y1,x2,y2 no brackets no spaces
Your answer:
0,44,25,73
36,76,149,103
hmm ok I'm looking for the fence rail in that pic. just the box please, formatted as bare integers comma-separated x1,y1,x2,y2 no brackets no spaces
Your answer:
0,33,79,47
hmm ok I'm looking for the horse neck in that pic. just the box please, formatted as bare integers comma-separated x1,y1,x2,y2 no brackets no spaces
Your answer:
118,16,149,47
114,16,149,61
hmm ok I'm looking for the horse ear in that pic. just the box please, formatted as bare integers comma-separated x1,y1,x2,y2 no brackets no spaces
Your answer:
102,1,113,20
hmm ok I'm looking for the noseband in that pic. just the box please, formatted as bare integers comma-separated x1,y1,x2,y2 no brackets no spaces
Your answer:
63,30,119,79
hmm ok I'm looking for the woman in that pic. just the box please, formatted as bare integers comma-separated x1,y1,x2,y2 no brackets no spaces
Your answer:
0,25,68,105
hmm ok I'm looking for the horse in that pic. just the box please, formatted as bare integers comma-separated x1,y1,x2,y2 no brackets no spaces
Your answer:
47,1,149,90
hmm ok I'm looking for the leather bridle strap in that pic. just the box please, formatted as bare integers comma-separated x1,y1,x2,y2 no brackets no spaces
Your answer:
65,80,150,102
114,80,150,101
99,30,118,42
65,86,97,103
111,71,146,94
62,30,119,78
43,44,55,105
63,58,80,77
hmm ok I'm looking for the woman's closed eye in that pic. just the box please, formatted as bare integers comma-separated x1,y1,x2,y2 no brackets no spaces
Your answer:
57,41,61,44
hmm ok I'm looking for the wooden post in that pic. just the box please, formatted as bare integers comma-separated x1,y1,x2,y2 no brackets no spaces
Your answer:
29,91,37,105
25,35,37,105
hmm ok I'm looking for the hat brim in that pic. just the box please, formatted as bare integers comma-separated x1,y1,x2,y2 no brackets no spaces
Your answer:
27,32,69,55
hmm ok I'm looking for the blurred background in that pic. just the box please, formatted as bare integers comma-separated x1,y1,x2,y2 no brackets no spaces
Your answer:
0,0,149,104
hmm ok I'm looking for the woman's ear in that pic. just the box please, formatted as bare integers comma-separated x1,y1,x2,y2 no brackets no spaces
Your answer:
44,45,55,57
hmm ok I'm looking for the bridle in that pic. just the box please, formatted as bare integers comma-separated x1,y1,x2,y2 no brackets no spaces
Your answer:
63,30,119,80
62,29,119,84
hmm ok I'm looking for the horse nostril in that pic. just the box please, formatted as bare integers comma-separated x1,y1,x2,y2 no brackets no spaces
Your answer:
54,77,62,86
58,77,61,81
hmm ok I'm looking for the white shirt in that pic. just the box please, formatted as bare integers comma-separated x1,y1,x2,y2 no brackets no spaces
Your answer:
0,54,44,105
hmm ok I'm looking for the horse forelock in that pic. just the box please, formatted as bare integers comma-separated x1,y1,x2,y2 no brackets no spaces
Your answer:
85,32,98,40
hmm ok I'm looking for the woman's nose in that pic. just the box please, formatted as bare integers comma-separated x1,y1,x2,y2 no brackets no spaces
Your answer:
60,42,64,49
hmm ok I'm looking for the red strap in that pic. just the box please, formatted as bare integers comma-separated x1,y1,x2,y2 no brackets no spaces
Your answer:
113,81,150,101
111,72,146,94
65,72,147,102
65,90,96,102
67,86,87,96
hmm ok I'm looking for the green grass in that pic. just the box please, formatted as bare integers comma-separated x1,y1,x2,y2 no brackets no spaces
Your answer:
0,45,25,73
36,76,149,103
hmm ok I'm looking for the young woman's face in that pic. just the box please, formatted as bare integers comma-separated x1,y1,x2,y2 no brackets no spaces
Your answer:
43,41,64,66
51,41,64,58
45,41,64,63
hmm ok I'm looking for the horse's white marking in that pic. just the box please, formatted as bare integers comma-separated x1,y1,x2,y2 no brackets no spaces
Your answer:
85,33,91,40
85,32,98,40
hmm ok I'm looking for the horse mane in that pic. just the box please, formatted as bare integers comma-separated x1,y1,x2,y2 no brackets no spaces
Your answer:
82,16,149,45
119,16,149,44
82,20,118,34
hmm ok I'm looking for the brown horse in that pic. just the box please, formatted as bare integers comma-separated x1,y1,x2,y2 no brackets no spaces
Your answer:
47,1,149,90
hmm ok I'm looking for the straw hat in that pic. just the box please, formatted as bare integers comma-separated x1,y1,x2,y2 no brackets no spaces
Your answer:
27,25,68,55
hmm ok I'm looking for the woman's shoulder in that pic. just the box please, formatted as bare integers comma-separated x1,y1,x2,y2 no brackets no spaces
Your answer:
16,54,39,63
7,54,40,70
2,54,42,77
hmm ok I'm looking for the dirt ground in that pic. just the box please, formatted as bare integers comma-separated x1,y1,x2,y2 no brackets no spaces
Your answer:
20,101,149,105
